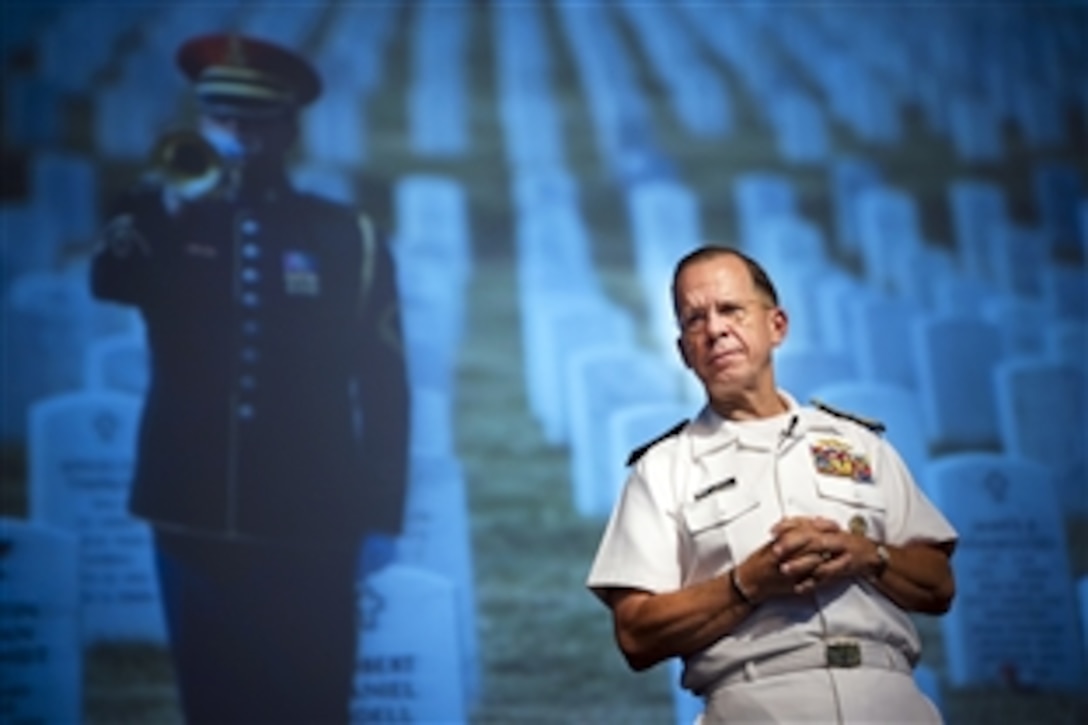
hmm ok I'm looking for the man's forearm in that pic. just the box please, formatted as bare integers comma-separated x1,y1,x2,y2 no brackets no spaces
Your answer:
609,571,755,671
867,540,955,614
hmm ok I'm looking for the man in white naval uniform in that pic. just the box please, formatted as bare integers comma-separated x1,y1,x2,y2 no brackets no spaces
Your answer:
587,246,957,723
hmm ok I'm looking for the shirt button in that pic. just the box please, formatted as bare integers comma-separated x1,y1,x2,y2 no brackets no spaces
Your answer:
241,219,260,235
239,374,257,389
241,347,260,363
241,292,260,307
242,244,260,259
238,403,255,419
241,267,260,283
241,320,261,336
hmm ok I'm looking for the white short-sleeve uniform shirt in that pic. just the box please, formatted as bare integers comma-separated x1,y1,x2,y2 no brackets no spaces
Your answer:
586,392,957,696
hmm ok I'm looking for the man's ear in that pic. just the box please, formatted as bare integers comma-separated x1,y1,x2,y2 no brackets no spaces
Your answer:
770,306,789,346
676,336,693,369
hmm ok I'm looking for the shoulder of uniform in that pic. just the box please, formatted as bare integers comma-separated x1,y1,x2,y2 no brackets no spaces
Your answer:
810,399,886,435
626,420,687,467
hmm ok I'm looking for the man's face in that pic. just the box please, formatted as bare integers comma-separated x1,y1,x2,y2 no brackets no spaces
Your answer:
674,254,787,400
199,112,296,161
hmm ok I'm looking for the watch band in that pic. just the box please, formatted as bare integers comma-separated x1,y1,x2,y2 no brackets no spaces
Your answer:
872,543,891,580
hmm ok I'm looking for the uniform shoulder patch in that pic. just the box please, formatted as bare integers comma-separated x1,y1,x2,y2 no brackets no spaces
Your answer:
810,399,886,434
625,420,687,467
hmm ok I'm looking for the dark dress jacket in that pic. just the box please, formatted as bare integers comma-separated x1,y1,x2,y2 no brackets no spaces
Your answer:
91,171,410,545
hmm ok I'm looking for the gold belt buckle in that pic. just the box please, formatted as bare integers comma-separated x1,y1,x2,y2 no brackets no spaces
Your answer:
825,641,862,668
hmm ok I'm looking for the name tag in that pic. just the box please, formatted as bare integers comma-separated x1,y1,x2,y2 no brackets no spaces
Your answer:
694,477,736,501
283,250,321,296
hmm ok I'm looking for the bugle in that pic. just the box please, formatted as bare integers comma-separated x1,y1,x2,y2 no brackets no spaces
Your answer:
148,130,226,201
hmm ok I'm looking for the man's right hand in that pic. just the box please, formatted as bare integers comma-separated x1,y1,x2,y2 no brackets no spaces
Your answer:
736,517,846,601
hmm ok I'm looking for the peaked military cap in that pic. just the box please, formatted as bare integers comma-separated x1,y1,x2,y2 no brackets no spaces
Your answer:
177,34,322,117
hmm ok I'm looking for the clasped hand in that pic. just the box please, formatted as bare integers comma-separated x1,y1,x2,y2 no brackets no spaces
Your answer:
741,516,873,599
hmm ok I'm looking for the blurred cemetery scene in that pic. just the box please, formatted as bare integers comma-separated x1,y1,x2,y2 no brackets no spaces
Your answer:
1,1,1086,723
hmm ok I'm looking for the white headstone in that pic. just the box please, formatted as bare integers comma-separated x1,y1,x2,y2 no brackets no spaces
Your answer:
994,360,1086,514
774,265,832,354
0,204,63,283
899,246,960,314
3,268,98,442
1012,83,1066,149
949,96,1003,162
399,264,465,381
528,297,636,445
500,92,564,167
982,298,1048,358
929,271,1000,321
1046,321,1087,369
830,156,882,257
3,76,65,147
628,180,702,256
732,172,796,250
93,83,164,161
394,175,470,282
814,272,863,357
395,456,479,705
856,187,922,295
672,65,732,139
28,390,166,644
849,291,920,389
300,87,367,167
84,333,150,396
512,167,578,215
913,316,1002,452
749,217,827,284
354,565,466,724
770,91,830,164
566,346,682,516
1043,263,1087,322
409,387,453,459
991,225,1049,299
0,518,81,724
409,83,468,157
291,163,358,206
927,454,1086,691
948,180,1008,282
1033,163,1084,257
31,152,100,242
774,346,857,406
627,180,701,352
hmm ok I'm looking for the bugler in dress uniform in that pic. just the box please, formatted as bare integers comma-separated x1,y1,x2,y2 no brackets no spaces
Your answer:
90,33,409,724
92,34,409,544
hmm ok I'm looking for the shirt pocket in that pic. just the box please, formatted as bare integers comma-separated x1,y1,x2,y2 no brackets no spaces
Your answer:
680,484,762,573
814,475,887,540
